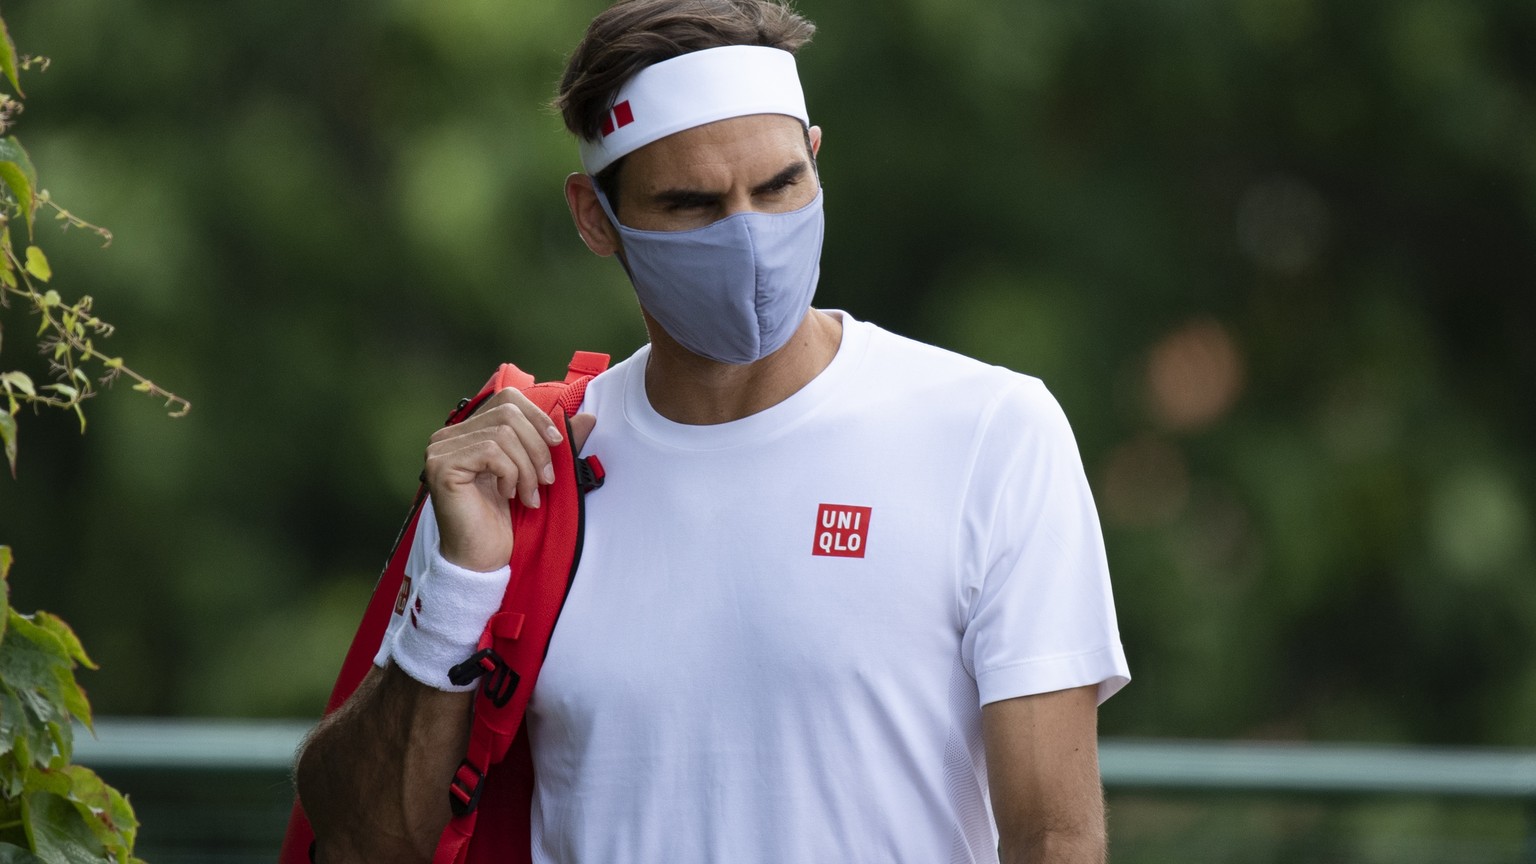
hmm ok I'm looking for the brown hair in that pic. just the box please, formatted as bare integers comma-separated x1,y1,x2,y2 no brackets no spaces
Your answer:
556,0,816,141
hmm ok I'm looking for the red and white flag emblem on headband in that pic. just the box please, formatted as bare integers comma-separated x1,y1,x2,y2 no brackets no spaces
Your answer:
577,46,808,174
600,100,635,138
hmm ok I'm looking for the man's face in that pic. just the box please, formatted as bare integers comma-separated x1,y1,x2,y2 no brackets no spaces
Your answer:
613,113,819,232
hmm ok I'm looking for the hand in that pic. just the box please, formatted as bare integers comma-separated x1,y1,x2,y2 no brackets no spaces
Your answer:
423,387,596,572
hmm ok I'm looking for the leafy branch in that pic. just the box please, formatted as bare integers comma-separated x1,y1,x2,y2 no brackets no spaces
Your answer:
0,223,191,425
0,19,188,479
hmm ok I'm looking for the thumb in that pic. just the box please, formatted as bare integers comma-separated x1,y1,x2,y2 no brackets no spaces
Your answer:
570,412,597,454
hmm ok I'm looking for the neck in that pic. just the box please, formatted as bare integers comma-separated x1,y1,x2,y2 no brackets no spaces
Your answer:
642,309,843,425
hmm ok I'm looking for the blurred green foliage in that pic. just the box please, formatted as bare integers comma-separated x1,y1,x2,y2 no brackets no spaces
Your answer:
0,0,1530,754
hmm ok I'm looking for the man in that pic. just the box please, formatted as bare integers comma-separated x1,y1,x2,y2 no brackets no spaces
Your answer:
295,1,1129,862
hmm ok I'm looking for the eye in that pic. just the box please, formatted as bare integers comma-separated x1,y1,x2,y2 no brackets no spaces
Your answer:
659,194,718,213
762,176,799,195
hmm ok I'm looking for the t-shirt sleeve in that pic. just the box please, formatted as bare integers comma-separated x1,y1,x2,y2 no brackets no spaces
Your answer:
958,377,1130,706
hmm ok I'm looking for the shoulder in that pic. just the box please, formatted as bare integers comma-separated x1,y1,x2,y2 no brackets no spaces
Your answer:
575,343,647,415
851,318,1066,431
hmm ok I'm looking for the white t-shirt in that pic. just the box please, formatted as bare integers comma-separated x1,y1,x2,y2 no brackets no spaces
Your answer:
522,313,1128,864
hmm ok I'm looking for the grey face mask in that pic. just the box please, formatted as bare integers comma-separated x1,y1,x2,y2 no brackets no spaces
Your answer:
594,185,825,365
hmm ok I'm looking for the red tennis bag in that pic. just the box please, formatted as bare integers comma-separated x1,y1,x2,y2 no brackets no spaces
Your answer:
279,350,610,864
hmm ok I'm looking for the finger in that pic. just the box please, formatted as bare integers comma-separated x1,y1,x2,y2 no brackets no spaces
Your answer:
427,435,517,488
473,388,564,446
471,424,542,509
441,406,557,491
500,409,559,497
425,437,523,503
477,468,519,508
569,412,597,454
431,431,540,509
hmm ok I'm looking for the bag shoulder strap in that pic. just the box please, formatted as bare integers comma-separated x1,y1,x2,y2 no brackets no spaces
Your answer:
433,351,608,864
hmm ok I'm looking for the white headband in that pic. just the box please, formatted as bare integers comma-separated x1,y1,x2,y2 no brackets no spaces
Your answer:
577,45,809,175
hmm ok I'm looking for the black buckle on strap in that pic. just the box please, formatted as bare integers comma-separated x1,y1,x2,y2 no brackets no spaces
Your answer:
576,455,606,493
448,648,519,708
449,759,486,817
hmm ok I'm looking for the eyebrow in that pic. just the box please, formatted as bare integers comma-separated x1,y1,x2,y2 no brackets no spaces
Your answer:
651,160,811,209
751,161,811,196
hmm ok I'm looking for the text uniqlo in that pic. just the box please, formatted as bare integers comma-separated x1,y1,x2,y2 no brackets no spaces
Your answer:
813,503,872,558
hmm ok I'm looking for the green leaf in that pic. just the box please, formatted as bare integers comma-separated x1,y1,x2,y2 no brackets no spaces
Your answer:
0,613,98,746
21,247,47,283
0,688,44,795
0,413,15,479
22,792,110,864
0,372,35,397
0,164,32,236
50,766,133,853
41,718,71,769
25,769,96,842
0,618,77,764
0,140,36,191
0,758,25,801
0,14,22,96
12,689,55,739
44,680,86,742
0,546,11,631
0,139,37,236
0,689,15,760
0,614,72,677
28,616,92,671
25,767,70,799
102,785,137,850
0,842,50,864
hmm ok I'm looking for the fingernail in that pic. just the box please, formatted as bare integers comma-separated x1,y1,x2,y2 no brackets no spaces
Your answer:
545,426,563,444
542,463,556,484
529,488,540,508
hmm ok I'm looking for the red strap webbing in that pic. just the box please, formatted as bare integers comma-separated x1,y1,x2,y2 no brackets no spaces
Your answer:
436,351,607,864
565,350,609,383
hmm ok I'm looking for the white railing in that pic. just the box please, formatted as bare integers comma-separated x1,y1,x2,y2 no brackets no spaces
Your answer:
69,719,1536,863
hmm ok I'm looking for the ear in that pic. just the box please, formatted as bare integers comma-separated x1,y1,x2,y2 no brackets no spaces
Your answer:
565,173,621,257
809,125,822,158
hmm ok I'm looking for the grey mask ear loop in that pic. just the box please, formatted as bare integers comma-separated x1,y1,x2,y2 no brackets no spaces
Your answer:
590,180,638,281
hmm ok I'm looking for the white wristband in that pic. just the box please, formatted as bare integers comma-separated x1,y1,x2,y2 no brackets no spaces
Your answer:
388,538,511,692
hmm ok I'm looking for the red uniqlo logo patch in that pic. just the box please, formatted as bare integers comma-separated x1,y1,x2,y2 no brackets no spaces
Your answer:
813,503,872,558
600,100,635,137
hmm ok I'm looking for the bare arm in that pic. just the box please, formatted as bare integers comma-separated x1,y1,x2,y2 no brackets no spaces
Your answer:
295,665,472,863
982,684,1106,864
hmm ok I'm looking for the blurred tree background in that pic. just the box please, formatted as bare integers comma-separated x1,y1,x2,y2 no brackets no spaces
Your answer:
0,0,1531,758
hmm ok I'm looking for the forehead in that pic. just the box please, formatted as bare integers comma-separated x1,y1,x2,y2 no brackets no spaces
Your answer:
618,113,808,192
